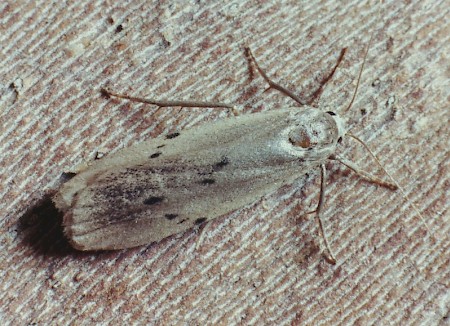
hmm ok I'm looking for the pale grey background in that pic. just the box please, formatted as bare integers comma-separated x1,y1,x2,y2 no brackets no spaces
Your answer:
0,0,448,324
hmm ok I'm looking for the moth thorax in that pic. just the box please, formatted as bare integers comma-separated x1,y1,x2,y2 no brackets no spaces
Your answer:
288,113,339,150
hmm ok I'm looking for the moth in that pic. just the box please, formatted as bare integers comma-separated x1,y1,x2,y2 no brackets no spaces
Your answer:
54,37,398,264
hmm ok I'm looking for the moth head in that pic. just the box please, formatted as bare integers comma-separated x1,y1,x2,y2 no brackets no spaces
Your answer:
325,111,346,145
288,110,346,152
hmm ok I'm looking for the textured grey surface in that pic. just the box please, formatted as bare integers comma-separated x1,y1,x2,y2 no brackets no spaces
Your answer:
0,0,448,324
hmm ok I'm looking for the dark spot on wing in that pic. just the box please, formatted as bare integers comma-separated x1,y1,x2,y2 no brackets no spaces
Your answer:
165,213,178,220
166,132,180,139
326,111,336,116
201,178,215,185
157,144,166,148
177,219,187,224
150,152,162,158
143,196,164,205
195,217,207,225
213,156,230,171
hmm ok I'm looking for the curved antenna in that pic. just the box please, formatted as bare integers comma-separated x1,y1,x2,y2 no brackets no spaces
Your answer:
245,47,307,106
346,133,432,234
342,31,374,113
101,88,234,109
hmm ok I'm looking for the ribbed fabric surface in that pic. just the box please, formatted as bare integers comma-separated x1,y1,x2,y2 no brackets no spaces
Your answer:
0,0,448,324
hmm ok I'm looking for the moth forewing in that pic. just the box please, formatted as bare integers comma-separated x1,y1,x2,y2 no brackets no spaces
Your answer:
54,107,343,251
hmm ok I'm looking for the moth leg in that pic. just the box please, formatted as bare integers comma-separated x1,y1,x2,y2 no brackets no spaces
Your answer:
332,154,397,190
307,48,346,106
101,88,238,115
245,47,346,107
334,136,432,234
307,164,337,265
246,47,306,106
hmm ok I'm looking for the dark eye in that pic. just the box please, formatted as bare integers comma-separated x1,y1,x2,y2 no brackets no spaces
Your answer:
337,137,343,143
326,111,336,116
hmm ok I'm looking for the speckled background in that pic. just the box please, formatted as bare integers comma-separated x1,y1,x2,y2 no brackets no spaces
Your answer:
0,0,448,324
